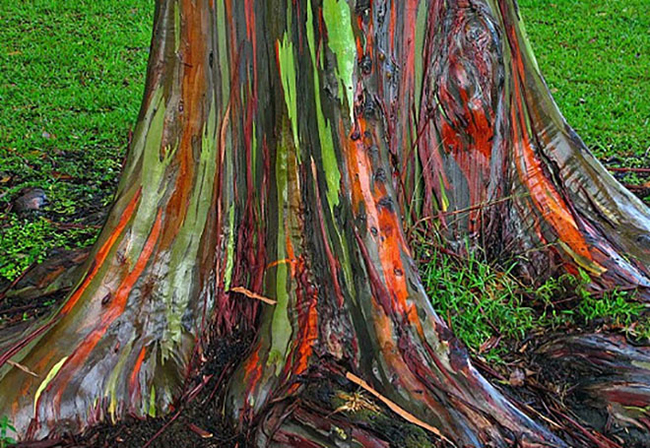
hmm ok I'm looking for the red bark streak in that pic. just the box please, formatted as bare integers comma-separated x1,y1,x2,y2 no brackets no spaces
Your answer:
60,188,142,315
245,0,257,79
285,257,318,387
129,345,148,401
395,0,417,170
601,389,650,408
279,232,318,385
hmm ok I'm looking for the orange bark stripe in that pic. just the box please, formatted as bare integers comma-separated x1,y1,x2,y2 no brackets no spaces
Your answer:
61,188,142,315
162,0,207,245
287,257,319,378
510,80,593,262
129,345,148,398
293,296,318,374
504,22,597,266
47,210,164,415
345,118,417,324
241,343,264,417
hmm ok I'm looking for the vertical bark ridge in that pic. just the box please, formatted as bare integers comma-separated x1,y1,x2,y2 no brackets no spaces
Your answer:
220,1,564,446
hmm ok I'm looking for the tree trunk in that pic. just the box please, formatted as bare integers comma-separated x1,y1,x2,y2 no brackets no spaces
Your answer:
0,0,647,446
392,0,650,295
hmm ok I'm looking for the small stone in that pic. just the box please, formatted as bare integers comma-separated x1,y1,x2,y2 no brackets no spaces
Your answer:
13,188,48,212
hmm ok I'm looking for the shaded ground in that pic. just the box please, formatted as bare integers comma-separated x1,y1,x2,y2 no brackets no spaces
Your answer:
4,320,648,447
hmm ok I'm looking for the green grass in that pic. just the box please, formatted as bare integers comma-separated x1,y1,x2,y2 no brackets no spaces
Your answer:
419,246,536,362
518,0,650,160
417,237,649,362
0,1,154,281
0,416,16,447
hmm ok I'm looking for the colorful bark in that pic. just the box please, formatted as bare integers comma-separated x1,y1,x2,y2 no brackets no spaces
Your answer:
0,0,647,447
0,0,229,437
388,0,650,294
540,334,650,436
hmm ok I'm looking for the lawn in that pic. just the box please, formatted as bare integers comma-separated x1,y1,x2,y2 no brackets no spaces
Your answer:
0,0,648,356
0,1,154,280
518,0,649,161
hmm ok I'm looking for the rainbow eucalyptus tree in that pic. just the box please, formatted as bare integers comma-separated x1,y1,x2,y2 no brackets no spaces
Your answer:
1,0,649,446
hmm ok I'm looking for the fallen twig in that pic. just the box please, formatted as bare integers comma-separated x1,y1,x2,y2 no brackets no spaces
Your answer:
608,167,650,174
345,371,454,446
7,359,38,377
187,423,213,439
229,287,277,305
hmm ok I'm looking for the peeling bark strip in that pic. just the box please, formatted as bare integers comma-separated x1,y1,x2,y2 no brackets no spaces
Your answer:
0,1,647,447
539,334,650,437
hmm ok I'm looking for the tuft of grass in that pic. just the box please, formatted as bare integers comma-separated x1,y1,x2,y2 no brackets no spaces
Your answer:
0,416,16,448
417,236,648,362
571,272,646,326
419,244,536,363
518,0,650,160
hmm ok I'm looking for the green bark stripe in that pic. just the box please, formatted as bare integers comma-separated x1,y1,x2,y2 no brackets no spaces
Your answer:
269,125,293,373
307,4,340,207
174,2,181,52
148,385,156,417
106,341,133,421
322,0,356,119
414,1,427,119
277,34,300,156
224,204,236,291
131,96,173,257
161,102,219,359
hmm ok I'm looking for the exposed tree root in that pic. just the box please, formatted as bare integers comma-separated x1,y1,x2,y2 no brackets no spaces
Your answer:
538,334,650,447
